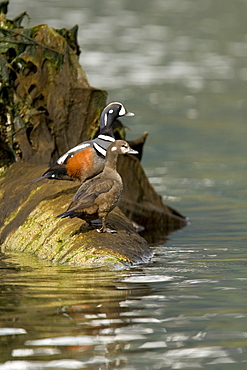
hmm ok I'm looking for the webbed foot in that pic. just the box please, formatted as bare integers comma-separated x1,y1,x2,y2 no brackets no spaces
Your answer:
96,227,117,233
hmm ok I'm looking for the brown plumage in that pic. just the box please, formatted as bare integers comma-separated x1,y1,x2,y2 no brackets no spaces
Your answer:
57,140,138,233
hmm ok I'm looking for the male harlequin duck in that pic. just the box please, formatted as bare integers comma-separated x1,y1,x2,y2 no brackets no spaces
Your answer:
57,140,138,233
33,102,134,182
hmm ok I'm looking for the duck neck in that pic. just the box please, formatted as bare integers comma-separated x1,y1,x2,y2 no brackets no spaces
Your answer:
100,124,114,138
99,112,115,138
103,151,118,172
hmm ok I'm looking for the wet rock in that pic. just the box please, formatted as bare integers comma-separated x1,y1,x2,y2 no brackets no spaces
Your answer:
0,162,152,267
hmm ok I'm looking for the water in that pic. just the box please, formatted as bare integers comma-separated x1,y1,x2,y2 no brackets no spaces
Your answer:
1,0,247,368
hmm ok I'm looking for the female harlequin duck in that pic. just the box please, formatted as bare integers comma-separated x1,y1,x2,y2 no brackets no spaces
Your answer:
57,140,138,233
33,102,134,182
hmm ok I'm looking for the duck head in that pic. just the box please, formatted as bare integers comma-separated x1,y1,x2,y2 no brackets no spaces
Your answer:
108,140,138,156
99,102,134,137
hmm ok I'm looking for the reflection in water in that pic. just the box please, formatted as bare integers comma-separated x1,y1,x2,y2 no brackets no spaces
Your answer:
0,254,167,368
1,251,247,368
3,0,247,369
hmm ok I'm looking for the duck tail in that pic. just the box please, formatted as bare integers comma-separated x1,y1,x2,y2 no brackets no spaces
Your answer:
29,175,46,183
56,211,77,219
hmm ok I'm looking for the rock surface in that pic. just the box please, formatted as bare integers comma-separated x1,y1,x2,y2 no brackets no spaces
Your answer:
0,162,153,267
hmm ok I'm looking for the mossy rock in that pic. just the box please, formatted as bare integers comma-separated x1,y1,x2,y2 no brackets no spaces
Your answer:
0,8,107,166
0,162,152,267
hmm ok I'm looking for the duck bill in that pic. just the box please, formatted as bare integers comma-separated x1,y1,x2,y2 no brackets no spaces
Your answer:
124,111,135,117
127,148,138,155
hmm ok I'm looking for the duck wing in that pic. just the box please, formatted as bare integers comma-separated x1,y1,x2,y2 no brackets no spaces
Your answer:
31,140,93,182
68,178,116,210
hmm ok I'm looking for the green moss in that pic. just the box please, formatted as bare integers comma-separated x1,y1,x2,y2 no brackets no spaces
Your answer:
0,11,82,162
0,166,8,178
3,209,20,226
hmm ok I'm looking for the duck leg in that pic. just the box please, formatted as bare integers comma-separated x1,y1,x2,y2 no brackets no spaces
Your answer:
97,216,106,233
96,216,117,233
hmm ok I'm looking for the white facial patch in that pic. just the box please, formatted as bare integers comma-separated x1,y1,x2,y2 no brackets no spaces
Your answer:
109,109,114,114
111,146,117,151
119,104,126,116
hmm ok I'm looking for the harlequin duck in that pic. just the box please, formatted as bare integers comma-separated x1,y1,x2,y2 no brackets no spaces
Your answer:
33,102,134,182
57,140,138,233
